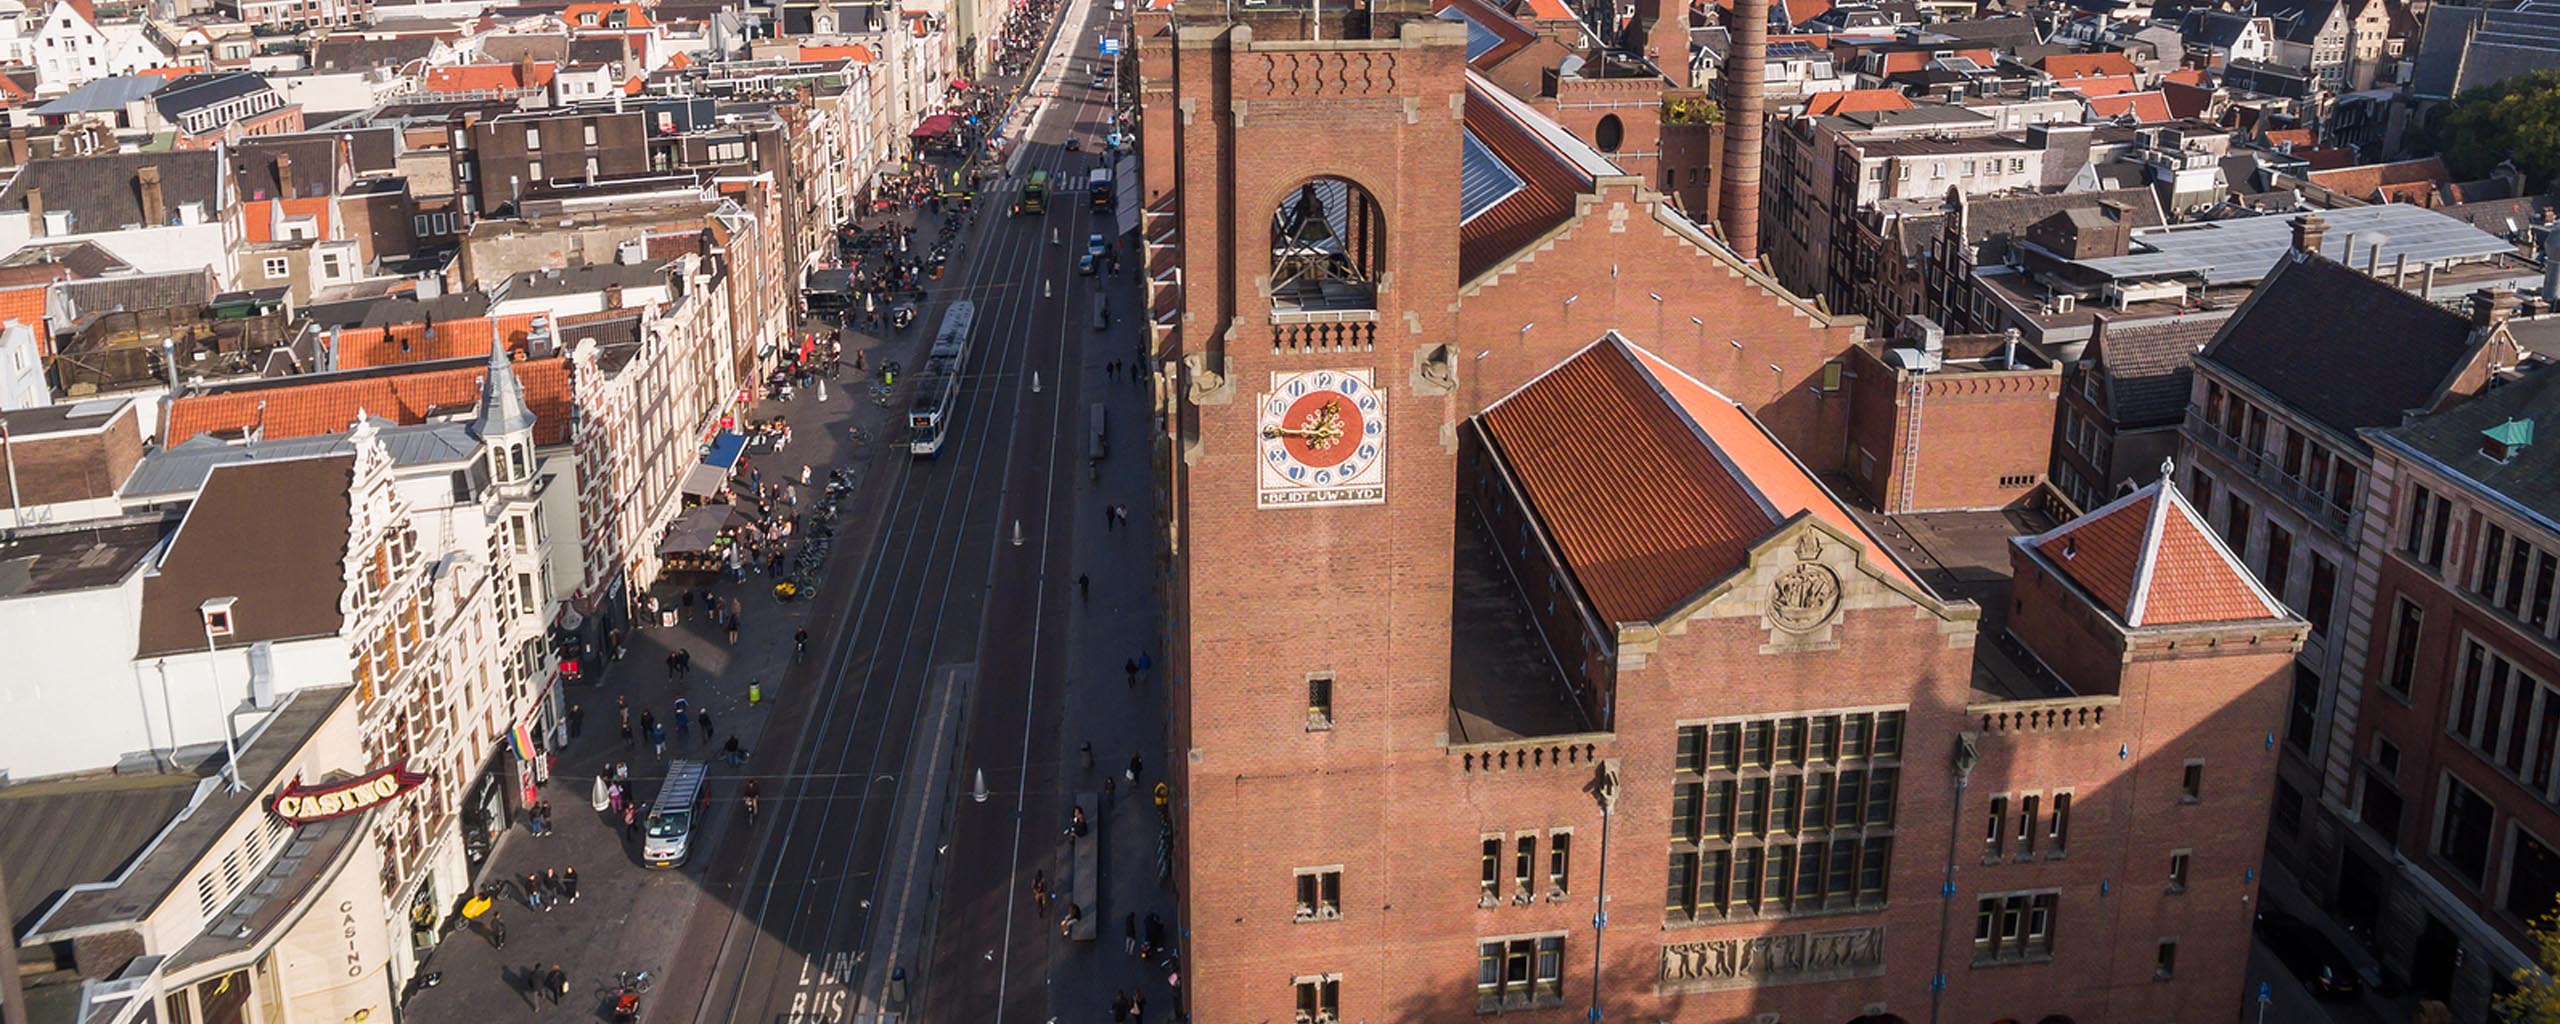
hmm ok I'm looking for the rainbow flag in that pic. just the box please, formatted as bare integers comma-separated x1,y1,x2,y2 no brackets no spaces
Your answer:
511,722,538,760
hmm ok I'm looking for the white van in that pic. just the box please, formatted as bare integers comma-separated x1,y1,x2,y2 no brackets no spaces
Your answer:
643,760,708,868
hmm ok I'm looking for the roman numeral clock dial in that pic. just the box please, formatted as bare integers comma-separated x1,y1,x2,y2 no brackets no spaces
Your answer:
1256,369,1386,509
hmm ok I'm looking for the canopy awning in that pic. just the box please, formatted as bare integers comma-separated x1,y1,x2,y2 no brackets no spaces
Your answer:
910,113,959,138
678,463,729,498
701,431,748,470
948,78,972,90
655,504,742,556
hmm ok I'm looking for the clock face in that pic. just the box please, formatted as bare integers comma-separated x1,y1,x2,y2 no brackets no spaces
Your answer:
1257,368,1386,509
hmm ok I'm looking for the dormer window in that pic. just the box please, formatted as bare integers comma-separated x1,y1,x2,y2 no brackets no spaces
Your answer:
201,596,238,639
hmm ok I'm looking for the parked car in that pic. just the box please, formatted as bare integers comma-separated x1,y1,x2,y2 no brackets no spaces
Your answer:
1078,251,1097,275
2255,907,2363,1000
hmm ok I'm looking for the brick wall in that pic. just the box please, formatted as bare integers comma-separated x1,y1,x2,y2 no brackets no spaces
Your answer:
0,407,142,507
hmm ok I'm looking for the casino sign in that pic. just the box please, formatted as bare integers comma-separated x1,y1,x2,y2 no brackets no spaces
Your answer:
270,765,429,824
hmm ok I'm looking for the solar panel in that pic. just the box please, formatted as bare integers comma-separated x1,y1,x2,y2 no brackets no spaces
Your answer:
1461,131,1526,223
2072,205,2514,285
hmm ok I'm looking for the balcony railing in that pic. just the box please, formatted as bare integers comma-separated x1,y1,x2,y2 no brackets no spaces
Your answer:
2182,404,2355,535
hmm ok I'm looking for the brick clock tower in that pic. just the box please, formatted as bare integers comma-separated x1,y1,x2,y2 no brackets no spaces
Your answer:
1148,1,1477,1020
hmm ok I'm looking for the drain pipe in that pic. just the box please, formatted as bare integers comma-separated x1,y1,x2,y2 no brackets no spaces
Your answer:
1929,735,1981,1024
1588,760,1621,1024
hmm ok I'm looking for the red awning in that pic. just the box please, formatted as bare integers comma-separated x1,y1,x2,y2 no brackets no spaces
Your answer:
948,78,972,90
910,113,958,138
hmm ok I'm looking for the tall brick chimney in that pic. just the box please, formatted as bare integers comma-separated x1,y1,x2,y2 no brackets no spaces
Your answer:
24,186,43,237
2471,286,2520,330
1717,0,1767,263
136,166,165,227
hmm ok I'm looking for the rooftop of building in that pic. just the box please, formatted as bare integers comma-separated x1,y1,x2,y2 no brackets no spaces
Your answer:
0,514,171,600
0,768,202,937
166,353,572,446
0,395,131,439
135,453,357,657
329,311,548,370
1478,333,1920,626
2089,311,2231,428
2065,203,2518,285
1845,504,2065,703
2376,361,2560,522
2200,252,2486,441
492,260,665,302
22,686,355,941
2023,473,2290,627
123,421,483,503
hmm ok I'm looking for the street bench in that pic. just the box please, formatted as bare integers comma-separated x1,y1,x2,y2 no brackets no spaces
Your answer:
1070,789,1100,941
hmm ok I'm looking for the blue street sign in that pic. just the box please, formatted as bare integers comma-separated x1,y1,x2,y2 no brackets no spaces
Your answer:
1100,37,1121,54
2257,982,2271,1004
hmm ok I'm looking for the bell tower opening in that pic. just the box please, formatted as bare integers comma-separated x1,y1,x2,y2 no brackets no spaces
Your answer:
1269,177,1384,314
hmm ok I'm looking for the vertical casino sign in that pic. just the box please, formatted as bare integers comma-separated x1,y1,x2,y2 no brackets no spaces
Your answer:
1256,369,1386,509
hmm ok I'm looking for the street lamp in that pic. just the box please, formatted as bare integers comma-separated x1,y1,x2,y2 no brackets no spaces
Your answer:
200,596,246,793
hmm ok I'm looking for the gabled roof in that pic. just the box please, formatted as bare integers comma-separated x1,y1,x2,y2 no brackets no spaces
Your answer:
2202,252,2483,439
136,454,355,657
330,312,546,370
2039,51,2140,77
2085,90,2173,122
1803,88,1914,115
799,43,874,62
241,197,336,244
1457,72,1602,283
2306,155,2449,205
165,357,574,447
2378,363,2560,522
1478,334,1915,624
423,61,557,93
2027,473,2285,627
2089,312,2229,429
0,150,223,234
2058,73,2140,96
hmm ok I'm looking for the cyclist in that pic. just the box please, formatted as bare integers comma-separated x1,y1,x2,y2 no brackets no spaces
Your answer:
744,779,761,820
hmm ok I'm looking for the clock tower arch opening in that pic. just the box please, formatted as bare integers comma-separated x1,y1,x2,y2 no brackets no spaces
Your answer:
1267,175,1385,314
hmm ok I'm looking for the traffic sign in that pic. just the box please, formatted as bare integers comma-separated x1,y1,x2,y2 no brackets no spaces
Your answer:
1100,37,1121,55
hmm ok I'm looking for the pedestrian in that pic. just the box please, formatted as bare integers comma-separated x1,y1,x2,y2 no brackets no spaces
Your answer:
609,781,624,815
1067,804,1089,838
1144,912,1166,956
523,873,544,912
541,867,560,901
537,801,554,838
615,761,630,784
641,709,656,738
623,803,641,841
620,708,634,746
1058,902,1082,937
1124,659,1138,687
1137,651,1152,678
567,703,584,738
726,613,741,646
1031,870,1050,913
1123,913,1139,955
489,913,507,949
801,464,813,485
1078,573,1089,599
1131,990,1147,1022
1113,990,1131,1022
546,964,568,1005
673,697,690,736
562,866,579,903
723,735,745,765
651,722,667,758
698,708,714,739
667,651,683,680
678,648,693,677
1127,755,1145,786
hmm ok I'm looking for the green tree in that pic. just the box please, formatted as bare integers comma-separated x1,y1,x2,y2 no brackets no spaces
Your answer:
2424,68,2560,187
2499,908,2560,1023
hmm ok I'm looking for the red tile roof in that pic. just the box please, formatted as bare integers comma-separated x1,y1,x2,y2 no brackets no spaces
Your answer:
165,358,573,447
423,61,557,93
2030,477,2282,627
2307,156,2449,205
1459,76,1593,283
242,197,336,244
2159,79,2216,119
1878,48,1993,73
2039,52,2139,78
2057,74,2139,97
563,1,653,25
1478,335,1913,624
2161,66,2208,86
2085,90,2173,123
1515,0,1573,20
797,44,875,63
1803,88,1914,115
331,313,548,370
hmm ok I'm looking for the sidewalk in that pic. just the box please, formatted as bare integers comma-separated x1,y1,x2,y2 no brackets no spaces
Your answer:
400,292,923,1024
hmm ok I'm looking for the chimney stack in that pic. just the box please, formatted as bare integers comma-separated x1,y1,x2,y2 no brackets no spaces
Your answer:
274,152,296,198
2290,213,2327,257
6,128,27,167
1716,0,1767,263
24,186,42,237
2471,286,2520,330
136,166,165,227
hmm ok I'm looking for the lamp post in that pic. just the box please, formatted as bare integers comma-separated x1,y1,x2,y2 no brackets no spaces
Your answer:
200,596,245,793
